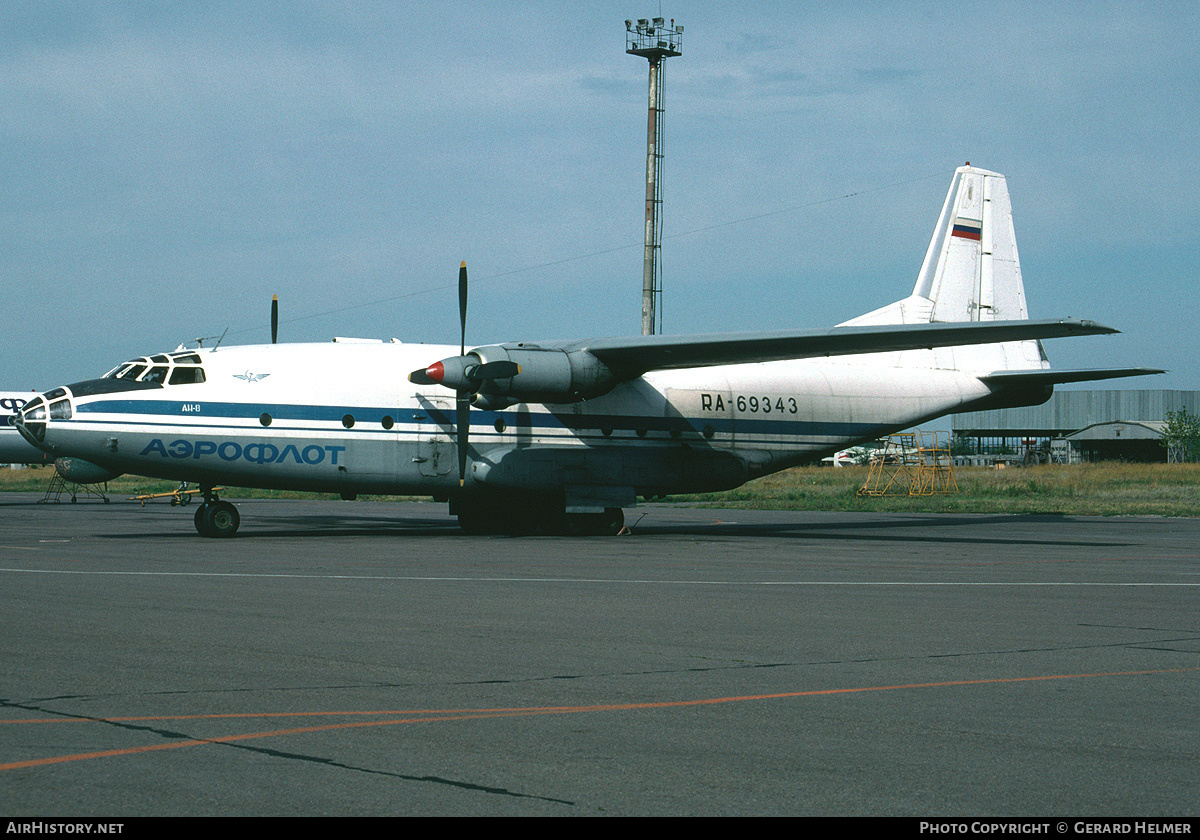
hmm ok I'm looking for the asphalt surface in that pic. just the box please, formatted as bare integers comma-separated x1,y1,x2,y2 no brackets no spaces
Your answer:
1,493,1197,816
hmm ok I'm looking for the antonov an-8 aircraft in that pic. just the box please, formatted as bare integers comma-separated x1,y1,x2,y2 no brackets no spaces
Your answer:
17,165,1158,537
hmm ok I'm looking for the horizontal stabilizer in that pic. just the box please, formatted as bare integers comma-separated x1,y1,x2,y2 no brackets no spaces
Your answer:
560,319,1119,376
980,367,1165,386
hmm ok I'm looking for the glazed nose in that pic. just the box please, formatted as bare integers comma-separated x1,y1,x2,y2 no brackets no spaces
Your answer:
15,397,47,446
15,390,71,449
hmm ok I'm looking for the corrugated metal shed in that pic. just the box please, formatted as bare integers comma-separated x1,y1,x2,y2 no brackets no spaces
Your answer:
952,390,1199,434
1066,421,1167,441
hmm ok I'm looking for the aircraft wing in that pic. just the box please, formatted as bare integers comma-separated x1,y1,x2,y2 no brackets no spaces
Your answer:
551,319,1120,376
980,367,1165,386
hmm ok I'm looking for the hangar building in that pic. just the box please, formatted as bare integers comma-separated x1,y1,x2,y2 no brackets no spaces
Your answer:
951,389,1199,462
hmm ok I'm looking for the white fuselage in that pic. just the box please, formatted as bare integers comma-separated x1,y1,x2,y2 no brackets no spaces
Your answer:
25,341,993,498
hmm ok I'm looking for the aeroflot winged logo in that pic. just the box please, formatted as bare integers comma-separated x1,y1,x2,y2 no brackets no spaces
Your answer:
232,371,271,383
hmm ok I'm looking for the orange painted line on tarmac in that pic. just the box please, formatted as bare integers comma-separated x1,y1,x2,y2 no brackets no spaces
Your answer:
3,666,1196,771
0,713,535,771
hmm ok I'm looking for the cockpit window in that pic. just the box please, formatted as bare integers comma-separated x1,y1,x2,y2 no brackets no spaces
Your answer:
169,367,206,385
105,357,153,380
101,354,205,386
104,359,142,379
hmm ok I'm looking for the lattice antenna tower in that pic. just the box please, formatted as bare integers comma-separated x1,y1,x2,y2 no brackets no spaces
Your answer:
626,17,683,335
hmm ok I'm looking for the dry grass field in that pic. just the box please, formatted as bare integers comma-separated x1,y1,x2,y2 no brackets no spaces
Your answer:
3,462,1198,516
680,462,1200,516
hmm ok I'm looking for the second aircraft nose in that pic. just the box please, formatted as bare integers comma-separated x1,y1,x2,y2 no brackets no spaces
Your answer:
14,397,47,447
14,389,72,450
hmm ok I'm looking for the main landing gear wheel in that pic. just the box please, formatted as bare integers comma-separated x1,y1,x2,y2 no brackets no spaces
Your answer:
453,492,624,537
194,500,240,538
455,495,538,536
461,505,625,536
544,507,625,537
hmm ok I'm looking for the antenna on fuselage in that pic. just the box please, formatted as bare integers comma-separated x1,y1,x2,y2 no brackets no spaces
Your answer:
193,331,223,348
271,294,279,344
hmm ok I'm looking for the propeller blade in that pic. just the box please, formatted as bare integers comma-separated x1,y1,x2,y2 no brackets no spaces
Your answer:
456,262,470,485
271,294,278,344
408,367,436,385
409,358,520,388
409,358,519,389
467,360,520,380
458,261,467,357
456,391,470,486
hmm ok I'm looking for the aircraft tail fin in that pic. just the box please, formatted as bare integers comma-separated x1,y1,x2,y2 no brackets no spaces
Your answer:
841,164,1029,328
838,164,1050,373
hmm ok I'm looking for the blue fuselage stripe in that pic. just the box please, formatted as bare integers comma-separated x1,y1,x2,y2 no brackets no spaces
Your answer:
74,398,885,440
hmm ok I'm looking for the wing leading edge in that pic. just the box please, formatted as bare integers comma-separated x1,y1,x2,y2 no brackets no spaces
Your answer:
555,318,1119,377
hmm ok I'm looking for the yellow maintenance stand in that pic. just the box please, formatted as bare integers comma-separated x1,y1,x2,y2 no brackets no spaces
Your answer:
858,430,958,497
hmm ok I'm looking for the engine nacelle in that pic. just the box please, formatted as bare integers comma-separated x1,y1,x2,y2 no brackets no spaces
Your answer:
412,344,623,406
470,344,621,405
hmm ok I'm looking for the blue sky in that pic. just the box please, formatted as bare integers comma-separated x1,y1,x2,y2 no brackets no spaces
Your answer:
2,1,1195,390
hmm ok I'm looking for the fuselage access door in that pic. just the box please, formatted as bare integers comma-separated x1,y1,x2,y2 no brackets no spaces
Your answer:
412,395,455,479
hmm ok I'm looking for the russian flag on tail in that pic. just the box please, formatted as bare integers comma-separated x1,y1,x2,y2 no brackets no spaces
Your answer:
952,217,982,241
